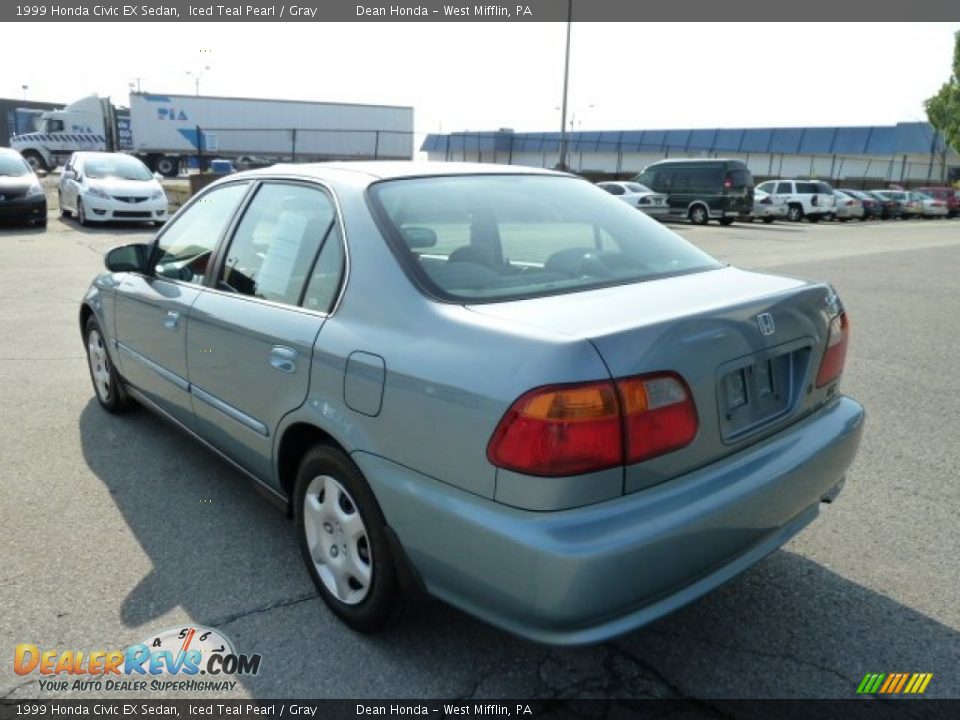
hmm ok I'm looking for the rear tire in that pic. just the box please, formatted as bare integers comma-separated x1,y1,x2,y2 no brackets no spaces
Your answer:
154,156,179,178
763,217,775,224
295,445,403,634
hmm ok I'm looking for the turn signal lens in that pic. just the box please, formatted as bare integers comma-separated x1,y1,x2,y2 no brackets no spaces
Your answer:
486,381,622,476
488,372,700,476
816,312,849,388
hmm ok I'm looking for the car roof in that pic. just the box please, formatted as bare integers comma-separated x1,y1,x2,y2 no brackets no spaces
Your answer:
242,161,570,184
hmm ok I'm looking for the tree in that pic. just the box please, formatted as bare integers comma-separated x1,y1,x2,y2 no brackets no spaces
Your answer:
924,30,960,172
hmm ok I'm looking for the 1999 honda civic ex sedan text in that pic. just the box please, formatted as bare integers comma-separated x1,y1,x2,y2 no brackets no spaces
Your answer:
80,162,864,645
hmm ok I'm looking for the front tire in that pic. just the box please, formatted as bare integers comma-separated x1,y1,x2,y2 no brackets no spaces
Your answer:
688,204,709,225
77,198,89,226
21,150,47,172
295,445,403,633
787,204,803,222
763,217,775,224
58,191,70,218
84,316,132,413
718,217,735,226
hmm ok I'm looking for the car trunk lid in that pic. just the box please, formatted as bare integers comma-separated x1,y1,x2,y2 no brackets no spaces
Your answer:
467,266,840,493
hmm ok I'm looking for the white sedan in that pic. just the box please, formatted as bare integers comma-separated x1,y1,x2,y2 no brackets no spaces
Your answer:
833,190,865,221
58,151,168,226
912,191,949,218
597,181,669,219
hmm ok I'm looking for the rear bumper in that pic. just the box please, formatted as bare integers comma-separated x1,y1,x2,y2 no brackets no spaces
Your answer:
357,396,865,645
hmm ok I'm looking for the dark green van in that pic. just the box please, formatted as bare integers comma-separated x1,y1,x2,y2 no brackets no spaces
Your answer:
632,159,754,225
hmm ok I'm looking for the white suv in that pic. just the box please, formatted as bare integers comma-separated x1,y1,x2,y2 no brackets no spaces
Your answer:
755,179,837,222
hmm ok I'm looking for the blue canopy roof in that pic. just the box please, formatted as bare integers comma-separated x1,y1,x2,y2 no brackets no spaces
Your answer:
422,122,942,157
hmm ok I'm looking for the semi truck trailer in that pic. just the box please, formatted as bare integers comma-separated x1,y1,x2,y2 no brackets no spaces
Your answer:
10,92,415,176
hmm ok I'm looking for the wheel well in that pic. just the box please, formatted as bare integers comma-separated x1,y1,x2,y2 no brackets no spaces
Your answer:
79,304,94,337
688,201,708,214
276,423,341,512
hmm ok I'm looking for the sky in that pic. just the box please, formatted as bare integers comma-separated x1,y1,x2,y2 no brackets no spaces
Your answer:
4,22,959,141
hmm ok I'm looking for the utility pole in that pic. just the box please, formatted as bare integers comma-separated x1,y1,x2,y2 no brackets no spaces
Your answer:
557,0,572,170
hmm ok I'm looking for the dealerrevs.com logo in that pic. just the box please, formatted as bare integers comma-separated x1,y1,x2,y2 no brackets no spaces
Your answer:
14,626,261,693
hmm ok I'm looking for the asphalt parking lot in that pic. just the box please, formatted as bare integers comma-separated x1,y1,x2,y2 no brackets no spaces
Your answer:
2,191,959,703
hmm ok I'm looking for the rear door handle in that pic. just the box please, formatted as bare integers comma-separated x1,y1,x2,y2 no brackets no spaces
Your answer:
269,345,298,374
164,311,180,330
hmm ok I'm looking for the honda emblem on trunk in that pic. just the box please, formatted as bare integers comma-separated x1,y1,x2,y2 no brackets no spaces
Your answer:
756,313,775,336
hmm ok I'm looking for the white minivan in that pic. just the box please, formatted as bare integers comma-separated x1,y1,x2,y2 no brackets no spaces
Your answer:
58,152,168,226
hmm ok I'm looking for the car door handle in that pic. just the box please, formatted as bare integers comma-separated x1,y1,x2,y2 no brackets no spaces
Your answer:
164,311,180,330
269,345,298,374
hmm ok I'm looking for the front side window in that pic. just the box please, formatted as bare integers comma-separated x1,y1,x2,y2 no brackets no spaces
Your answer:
153,183,249,284
369,175,722,302
776,182,792,194
219,183,338,307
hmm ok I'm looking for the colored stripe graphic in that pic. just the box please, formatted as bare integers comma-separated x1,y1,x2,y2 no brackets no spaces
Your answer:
857,673,933,694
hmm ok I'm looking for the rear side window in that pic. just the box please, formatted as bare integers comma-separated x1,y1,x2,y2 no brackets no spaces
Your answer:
219,183,336,307
815,182,833,193
796,182,819,194
369,175,722,302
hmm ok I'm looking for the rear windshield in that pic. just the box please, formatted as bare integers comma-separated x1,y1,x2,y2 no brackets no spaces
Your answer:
369,175,722,302
623,182,651,193
0,154,32,177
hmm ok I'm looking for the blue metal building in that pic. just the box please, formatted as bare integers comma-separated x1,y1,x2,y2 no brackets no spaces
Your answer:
422,122,958,184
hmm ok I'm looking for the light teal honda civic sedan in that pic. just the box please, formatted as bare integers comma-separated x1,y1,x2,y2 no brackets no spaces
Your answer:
80,162,864,644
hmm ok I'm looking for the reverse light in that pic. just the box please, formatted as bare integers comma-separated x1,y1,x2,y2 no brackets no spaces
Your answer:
618,373,698,463
487,372,699,477
816,312,849,388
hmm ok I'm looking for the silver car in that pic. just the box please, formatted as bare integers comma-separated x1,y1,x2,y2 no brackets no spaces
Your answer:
81,162,864,644
596,181,669,219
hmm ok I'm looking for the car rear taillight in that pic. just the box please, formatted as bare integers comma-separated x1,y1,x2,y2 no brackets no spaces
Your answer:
845,200,854,206
759,196,772,205
487,381,622,476
723,177,732,189
617,373,698,463
488,372,699,476
816,312,849,388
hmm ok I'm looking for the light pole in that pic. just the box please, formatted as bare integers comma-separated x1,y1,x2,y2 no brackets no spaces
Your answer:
21,84,28,100
557,0,573,170
186,66,211,96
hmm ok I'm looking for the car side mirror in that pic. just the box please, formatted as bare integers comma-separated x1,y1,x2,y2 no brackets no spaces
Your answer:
62,170,75,181
105,243,150,274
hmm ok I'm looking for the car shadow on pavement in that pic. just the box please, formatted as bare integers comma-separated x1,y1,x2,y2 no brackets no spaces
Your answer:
53,217,162,236
79,399,959,699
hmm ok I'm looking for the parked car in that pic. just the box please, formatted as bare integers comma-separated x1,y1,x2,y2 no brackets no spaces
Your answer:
861,190,901,220
632,158,753,225
915,187,960,217
58,151,168,226
0,147,47,227
740,189,788,223
838,189,883,220
873,190,922,219
912,191,949,218
81,162,864,644
754,179,836,223
832,190,865,221
596,181,669,219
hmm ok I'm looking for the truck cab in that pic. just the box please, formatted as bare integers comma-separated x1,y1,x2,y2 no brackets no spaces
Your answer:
10,96,110,171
